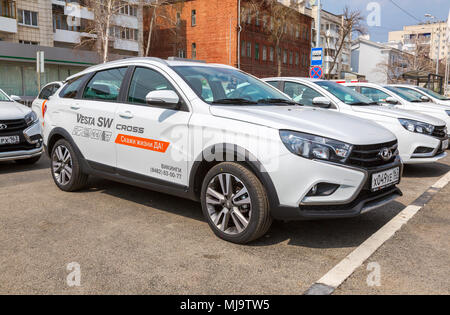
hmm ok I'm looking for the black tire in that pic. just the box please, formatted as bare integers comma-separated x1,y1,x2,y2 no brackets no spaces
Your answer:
200,162,272,244
51,139,88,192
15,155,41,165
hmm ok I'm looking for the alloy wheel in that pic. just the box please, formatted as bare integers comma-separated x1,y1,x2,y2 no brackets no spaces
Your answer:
205,173,252,235
52,145,73,186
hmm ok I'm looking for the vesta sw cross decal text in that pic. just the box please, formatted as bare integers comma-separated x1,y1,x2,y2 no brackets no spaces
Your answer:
77,114,114,129
115,134,170,153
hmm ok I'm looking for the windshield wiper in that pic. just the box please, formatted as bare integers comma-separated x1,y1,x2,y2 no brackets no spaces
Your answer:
212,98,258,105
411,100,422,103
347,102,373,106
258,98,299,105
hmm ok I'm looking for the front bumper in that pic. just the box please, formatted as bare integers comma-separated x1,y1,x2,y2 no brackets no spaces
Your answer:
0,121,43,162
269,157,403,221
0,146,43,161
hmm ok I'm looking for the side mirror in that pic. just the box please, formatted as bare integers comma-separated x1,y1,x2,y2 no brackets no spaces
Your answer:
420,96,431,102
146,90,180,109
312,96,332,108
10,95,21,102
385,97,399,105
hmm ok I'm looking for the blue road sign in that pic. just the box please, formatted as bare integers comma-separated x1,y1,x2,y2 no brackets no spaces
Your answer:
310,66,323,79
311,48,323,66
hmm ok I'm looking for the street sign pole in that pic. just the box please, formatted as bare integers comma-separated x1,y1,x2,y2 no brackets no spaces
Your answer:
36,51,44,92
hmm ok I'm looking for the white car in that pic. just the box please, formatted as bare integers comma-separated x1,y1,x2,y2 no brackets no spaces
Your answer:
389,84,450,107
263,78,448,164
42,58,403,244
0,88,43,164
32,81,63,126
343,82,450,140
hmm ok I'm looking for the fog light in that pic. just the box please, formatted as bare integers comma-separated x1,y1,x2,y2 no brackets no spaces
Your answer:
306,183,340,197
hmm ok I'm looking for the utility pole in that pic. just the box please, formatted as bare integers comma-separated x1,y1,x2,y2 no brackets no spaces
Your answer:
316,0,321,48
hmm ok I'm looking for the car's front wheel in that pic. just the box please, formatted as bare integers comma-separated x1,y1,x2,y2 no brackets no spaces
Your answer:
51,139,88,192
201,162,272,244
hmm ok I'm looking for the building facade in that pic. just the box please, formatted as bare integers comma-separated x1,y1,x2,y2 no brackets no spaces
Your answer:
145,0,312,78
388,22,449,62
280,0,352,79
351,38,408,84
0,0,141,99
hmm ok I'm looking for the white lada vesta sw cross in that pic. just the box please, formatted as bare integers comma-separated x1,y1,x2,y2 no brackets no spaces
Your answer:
42,58,403,244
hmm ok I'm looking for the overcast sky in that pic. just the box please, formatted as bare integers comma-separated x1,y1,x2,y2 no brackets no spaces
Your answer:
321,0,450,42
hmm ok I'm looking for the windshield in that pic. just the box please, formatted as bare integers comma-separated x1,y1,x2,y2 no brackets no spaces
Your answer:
384,86,421,102
416,86,450,101
0,89,11,101
315,81,374,105
171,65,293,105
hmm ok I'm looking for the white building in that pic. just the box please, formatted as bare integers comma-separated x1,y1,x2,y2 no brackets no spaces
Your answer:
351,37,408,84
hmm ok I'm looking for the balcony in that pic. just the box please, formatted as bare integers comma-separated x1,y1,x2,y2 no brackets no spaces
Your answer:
113,39,138,52
0,0,17,33
54,29,81,44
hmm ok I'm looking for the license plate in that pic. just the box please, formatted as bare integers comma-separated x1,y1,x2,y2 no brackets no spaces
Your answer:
371,167,400,191
442,139,449,150
0,135,20,145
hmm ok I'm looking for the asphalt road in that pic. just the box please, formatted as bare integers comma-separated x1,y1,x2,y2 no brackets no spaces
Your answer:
0,154,449,294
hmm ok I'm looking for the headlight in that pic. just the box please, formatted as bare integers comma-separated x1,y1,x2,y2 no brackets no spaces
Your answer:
280,130,353,163
24,111,38,126
398,118,434,135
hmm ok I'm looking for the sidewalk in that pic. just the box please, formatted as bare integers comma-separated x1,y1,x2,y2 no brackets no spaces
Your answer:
335,184,450,295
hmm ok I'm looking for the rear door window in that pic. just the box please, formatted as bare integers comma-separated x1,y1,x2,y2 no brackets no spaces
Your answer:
83,67,127,101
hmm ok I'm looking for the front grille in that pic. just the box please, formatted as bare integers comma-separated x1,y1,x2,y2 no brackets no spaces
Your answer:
432,126,447,139
347,140,398,168
0,119,28,134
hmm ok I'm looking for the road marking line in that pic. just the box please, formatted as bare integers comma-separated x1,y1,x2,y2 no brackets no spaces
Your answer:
432,171,450,189
304,170,450,295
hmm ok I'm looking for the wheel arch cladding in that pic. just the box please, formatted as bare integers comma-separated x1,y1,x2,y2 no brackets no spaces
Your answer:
47,128,88,169
189,143,280,208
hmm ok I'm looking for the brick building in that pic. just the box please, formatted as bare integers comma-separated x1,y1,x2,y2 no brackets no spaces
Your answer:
145,0,312,77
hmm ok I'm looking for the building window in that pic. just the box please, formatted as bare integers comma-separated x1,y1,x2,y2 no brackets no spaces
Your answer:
18,10,38,27
289,51,293,65
19,40,38,45
191,10,196,26
120,3,137,16
255,11,259,26
270,47,274,62
192,43,197,59
111,27,138,41
295,52,299,66
262,46,267,61
178,49,187,58
241,40,246,57
247,10,252,24
176,12,181,25
255,43,259,60
283,50,287,64
247,42,251,58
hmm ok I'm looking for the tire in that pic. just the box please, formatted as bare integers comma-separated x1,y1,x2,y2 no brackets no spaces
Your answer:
15,155,41,165
51,139,88,192
201,162,272,244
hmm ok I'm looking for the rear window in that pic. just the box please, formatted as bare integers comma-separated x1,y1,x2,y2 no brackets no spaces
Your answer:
39,84,60,100
59,76,86,99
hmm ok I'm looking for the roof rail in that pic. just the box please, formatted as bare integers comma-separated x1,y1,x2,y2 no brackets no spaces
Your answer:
167,57,206,63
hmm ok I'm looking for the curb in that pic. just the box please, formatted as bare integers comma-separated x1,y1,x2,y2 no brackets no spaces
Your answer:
304,170,450,295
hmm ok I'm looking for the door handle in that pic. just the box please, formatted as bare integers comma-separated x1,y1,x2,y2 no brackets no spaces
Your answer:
119,111,134,119
70,105,81,110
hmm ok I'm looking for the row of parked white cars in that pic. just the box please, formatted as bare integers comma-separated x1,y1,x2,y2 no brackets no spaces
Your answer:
1,57,449,243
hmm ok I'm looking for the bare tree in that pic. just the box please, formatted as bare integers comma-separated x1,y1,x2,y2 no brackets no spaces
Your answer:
326,7,367,79
143,0,186,57
244,0,299,76
78,0,130,63
375,37,434,84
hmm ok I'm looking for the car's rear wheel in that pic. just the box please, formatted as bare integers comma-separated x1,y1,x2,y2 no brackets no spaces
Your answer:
51,139,88,192
201,162,272,244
